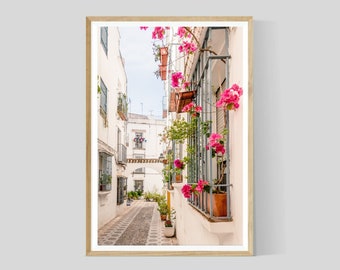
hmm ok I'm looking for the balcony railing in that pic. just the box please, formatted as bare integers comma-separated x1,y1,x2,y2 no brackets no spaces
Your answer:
117,144,127,164
117,92,128,121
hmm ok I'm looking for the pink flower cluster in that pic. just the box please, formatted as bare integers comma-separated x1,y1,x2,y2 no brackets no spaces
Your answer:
171,72,191,90
141,26,198,57
152,27,166,39
216,84,243,110
179,40,197,54
206,133,225,155
171,72,183,87
174,159,185,169
181,102,202,117
181,179,209,198
177,27,191,38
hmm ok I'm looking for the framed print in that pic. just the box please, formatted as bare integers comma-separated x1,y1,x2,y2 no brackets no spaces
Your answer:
86,16,253,256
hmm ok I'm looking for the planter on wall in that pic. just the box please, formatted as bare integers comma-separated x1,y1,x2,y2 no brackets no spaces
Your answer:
206,192,227,217
175,174,183,183
175,90,196,113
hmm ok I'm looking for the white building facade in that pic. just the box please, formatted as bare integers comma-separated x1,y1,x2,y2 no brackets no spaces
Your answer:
97,26,129,229
162,25,248,246
125,113,166,194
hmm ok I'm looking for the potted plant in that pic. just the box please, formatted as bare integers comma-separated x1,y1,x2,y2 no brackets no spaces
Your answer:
157,199,169,221
99,173,112,191
175,90,197,113
173,158,186,183
164,118,190,144
180,177,228,217
160,46,168,66
164,207,176,238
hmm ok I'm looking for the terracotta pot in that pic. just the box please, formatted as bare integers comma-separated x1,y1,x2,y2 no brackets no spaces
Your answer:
160,47,168,66
175,174,183,183
159,65,167,80
206,192,227,217
168,92,176,112
176,90,196,113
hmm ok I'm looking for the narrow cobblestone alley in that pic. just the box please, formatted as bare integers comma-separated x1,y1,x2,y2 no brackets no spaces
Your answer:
98,200,178,246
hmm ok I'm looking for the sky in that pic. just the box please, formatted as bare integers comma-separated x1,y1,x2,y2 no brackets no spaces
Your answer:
119,27,166,118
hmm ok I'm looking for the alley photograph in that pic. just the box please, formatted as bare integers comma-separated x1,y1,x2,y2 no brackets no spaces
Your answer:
86,16,253,256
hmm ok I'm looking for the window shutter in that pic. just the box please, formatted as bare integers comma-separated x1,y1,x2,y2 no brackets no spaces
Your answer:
107,156,112,175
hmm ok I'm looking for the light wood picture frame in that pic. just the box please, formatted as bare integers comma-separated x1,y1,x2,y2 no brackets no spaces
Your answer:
86,16,253,256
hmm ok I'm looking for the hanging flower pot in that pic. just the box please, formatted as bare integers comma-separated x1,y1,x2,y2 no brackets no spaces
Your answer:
168,91,176,112
159,65,167,80
160,46,168,66
175,90,196,113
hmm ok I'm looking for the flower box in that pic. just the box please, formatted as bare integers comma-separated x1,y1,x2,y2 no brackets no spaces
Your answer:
175,90,196,113
206,192,227,217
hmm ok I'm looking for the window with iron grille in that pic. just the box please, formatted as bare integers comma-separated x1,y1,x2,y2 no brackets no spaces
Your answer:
185,27,231,219
134,132,144,149
99,153,112,176
100,27,108,55
98,153,112,190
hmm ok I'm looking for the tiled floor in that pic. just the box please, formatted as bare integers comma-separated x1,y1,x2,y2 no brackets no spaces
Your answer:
98,200,178,246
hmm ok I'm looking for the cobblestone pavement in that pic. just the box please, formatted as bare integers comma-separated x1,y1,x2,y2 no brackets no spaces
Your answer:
98,200,178,246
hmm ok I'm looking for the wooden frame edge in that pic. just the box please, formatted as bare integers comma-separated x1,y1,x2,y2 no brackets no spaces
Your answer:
85,16,254,256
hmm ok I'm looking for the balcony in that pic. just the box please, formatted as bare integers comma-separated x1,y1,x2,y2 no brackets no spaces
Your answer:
117,93,128,121
117,144,127,164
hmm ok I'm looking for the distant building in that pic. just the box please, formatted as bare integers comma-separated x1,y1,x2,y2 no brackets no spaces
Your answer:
126,113,166,194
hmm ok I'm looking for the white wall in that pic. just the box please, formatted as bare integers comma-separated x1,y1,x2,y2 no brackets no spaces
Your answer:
97,26,128,228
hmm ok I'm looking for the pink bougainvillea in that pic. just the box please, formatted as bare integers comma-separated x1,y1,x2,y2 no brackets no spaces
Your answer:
177,27,191,38
152,27,166,39
171,72,184,88
181,102,202,117
179,41,197,54
181,184,193,198
182,81,191,90
195,179,209,193
181,179,210,198
206,133,225,155
216,84,243,110
174,158,185,170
